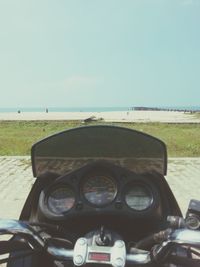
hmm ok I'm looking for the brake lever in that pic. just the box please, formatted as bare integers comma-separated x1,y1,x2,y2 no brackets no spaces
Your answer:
151,228,200,262
0,219,45,248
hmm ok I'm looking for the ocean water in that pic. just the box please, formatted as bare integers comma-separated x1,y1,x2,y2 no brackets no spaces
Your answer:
0,106,200,112
0,107,129,113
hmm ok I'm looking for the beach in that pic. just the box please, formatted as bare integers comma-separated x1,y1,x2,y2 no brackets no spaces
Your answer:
0,110,199,123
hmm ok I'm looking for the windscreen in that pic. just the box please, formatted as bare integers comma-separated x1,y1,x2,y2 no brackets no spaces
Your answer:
31,125,167,177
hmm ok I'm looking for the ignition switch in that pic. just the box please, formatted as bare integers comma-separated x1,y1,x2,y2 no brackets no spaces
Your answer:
186,199,200,230
95,226,111,246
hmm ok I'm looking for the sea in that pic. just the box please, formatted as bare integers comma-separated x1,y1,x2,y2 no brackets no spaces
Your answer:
0,107,128,113
0,106,200,112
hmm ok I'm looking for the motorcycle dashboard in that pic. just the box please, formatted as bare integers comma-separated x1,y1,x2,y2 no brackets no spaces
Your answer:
38,162,161,221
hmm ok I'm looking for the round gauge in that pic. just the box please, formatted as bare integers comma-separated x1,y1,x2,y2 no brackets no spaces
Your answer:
48,187,75,214
125,184,153,211
83,175,117,206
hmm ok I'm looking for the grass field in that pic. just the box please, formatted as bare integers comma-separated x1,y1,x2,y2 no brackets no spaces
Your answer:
0,121,200,156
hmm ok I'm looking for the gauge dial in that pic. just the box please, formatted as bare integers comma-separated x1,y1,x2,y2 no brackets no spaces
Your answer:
48,187,75,214
125,185,153,211
83,175,117,206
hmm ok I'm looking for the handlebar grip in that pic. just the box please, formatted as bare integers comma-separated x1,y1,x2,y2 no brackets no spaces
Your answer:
169,255,200,267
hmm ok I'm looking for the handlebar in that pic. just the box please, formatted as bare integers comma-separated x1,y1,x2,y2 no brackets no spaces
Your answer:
0,219,45,248
0,219,200,266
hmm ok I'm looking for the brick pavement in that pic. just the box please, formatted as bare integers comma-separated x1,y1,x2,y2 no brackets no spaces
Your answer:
0,157,199,219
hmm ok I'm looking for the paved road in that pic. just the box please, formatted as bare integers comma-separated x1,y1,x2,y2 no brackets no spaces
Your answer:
0,157,199,219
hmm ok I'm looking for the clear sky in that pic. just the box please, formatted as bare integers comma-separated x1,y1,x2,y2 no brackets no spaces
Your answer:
0,0,200,108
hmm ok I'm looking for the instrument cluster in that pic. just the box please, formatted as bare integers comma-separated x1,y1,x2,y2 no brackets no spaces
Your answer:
39,167,158,219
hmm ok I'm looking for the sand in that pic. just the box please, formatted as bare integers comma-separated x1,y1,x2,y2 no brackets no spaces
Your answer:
0,110,199,123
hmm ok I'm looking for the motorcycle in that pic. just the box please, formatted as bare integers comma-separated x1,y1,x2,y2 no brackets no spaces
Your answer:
0,125,200,267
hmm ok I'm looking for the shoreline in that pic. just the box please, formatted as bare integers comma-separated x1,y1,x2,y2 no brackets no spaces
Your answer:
0,110,199,123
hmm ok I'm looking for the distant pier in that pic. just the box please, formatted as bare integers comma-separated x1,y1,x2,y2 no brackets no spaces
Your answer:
133,107,200,113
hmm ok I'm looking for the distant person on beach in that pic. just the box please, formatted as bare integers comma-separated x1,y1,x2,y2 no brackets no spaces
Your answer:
46,108,48,113
17,110,21,114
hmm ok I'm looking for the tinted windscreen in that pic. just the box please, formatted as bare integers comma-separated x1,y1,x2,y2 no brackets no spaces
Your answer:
31,126,167,177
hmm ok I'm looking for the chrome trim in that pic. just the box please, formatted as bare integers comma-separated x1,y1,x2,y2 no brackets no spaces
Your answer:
47,246,73,260
0,219,45,247
73,238,88,266
170,229,200,247
111,240,126,267
73,238,126,267
126,252,151,264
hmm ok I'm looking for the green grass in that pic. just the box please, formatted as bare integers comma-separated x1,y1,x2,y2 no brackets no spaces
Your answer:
0,121,200,157
121,123,200,157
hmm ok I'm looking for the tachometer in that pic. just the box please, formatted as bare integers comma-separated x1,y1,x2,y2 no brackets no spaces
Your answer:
48,186,75,214
83,175,117,206
125,184,153,211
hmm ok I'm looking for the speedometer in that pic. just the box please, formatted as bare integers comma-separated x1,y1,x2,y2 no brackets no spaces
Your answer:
125,184,153,211
83,175,117,206
48,186,75,214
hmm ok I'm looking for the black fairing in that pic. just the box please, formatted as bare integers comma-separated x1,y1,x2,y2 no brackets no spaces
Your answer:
8,126,183,267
